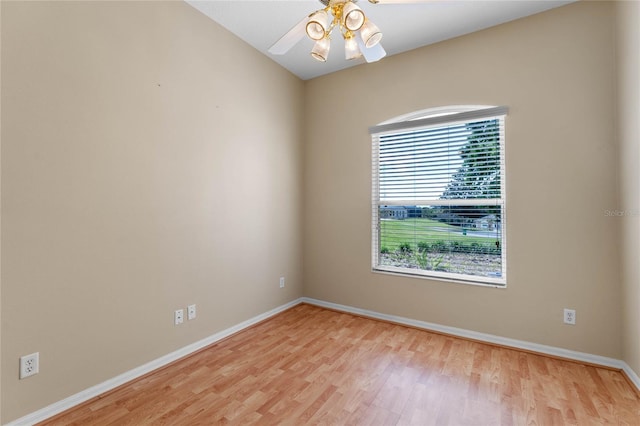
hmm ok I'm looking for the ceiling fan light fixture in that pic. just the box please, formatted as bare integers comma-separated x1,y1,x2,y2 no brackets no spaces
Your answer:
342,2,365,31
311,36,331,62
344,33,362,60
270,0,387,65
306,10,329,40
360,19,382,48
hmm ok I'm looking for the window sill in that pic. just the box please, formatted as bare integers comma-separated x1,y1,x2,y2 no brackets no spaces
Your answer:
372,266,507,289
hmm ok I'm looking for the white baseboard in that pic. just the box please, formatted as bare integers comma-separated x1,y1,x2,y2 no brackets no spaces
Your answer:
6,298,304,426
8,296,640,425
301,297,640,389
622,361,640,391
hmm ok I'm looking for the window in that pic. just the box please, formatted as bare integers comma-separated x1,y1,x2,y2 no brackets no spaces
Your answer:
370,106,507,286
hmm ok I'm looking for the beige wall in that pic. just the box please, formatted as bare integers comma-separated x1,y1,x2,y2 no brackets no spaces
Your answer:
1,1,304,422
2,0,637,422
303,1,621,358
617,0,640,375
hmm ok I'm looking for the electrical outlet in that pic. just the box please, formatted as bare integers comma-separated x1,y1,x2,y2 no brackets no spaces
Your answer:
174,309,184,325
187,304,196,320
564,308,576,325
20,352,39,379
279,277,285,288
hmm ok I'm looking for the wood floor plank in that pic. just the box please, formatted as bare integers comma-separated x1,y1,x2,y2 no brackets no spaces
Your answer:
39,303,640,425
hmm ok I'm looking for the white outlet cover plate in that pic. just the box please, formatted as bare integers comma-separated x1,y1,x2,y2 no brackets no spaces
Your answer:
564,308,576,325
174,309,184,325
187,304,196,320
20,352,40,379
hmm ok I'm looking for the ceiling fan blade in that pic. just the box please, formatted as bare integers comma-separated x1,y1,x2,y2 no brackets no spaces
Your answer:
356,33,387,63
268,16,309,55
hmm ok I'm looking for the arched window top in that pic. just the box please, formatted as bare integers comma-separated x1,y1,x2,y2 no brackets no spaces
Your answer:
370,105,508,135
378,105,496,125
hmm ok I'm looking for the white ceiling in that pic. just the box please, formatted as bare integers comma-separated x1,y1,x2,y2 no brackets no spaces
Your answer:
186,0,575,80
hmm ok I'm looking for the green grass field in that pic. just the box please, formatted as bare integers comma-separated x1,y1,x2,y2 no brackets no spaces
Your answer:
379,218,500,253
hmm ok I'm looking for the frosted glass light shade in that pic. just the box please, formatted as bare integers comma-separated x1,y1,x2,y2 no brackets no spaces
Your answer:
306,10,329,40
343,2,365,31
311,37,331,62
344,36,361,60
360,20,382,48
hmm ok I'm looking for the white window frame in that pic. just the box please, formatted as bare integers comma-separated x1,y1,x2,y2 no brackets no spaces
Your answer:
370,105,508,287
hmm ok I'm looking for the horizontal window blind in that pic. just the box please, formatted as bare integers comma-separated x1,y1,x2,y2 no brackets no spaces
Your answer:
371,107,507,286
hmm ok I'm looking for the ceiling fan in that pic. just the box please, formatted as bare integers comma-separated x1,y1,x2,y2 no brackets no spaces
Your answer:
268,0,429,63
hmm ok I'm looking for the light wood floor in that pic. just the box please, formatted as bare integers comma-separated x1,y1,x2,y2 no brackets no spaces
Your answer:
41,303,640,425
